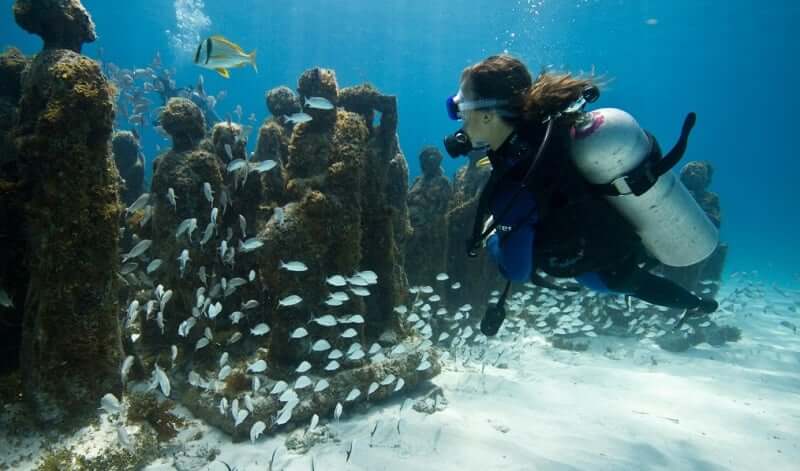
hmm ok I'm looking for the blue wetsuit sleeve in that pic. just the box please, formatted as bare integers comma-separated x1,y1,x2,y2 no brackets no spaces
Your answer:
487,225,535,282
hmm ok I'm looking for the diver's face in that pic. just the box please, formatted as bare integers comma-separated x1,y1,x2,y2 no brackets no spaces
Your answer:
458,83,497,147
462,109,495,147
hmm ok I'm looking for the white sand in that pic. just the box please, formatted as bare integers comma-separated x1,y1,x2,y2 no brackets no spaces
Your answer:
3,286,798,471
145,287,800,471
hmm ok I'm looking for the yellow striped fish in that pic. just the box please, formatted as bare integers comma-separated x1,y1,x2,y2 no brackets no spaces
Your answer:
194,35,257,79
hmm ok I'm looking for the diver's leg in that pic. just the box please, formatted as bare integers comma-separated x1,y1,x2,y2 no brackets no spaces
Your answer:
486,226,534,283
599,266,718,313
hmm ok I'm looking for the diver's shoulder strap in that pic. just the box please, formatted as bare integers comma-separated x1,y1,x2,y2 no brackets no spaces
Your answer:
594,112,696,197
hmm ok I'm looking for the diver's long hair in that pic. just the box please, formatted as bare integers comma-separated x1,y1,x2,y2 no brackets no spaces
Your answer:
460,54,600,138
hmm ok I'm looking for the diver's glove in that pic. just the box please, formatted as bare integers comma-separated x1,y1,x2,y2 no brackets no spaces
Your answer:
480,302,506,337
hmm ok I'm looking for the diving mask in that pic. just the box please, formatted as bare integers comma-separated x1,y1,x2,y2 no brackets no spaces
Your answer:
445,91,510,121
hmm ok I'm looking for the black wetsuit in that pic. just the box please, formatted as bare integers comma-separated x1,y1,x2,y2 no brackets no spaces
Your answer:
475,122,717,313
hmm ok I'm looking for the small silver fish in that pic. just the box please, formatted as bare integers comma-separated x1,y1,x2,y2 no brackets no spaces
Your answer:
250,421,266,443
340,328,357,338
227,159,247,173
239,215,247,237
252,160,277,173
273,206,285,226
304,96,334,110
248,359,267,373
224,143,234,160
279,295,302,307
120,355,135,384
347,275,370,287
239,238,264,253
271,380,289,395
126,300,140,325
122,239,152,262
280,260,308,272
326,275,347,287
356,271,378,284
284,112,312,124
126,192,150,213
120,262,138,275
312,314,338,327
178,249,190,276
167,187,177,210
250,323,270,335
345,388,361,401
176,218,198,240
100,392,121,415
234,409,249,427
203,182,214,204
220,188,230,215
228,277,247,289
290,327,308,339
314,379,330,392
242,299,260,310
154,364,171,397
200,222,215,246
146,258,162,274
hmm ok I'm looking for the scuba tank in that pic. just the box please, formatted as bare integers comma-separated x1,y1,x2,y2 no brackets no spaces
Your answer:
570,108,718,267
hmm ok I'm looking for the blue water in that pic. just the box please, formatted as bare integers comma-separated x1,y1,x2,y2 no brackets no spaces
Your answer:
3,0,798,285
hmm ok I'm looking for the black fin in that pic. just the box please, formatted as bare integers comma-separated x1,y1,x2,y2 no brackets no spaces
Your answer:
193,41,202,64
205,38,213,64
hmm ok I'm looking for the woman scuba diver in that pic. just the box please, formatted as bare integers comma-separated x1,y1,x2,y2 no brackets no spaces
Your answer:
443,54,719,336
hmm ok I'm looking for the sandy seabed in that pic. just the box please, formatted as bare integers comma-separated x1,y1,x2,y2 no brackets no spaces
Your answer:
2,285,798,471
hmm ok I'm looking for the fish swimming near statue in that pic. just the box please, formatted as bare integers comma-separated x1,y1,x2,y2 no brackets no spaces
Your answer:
194,35,257,79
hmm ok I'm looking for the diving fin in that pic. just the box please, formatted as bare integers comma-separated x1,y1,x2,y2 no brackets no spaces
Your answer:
481,281,511,337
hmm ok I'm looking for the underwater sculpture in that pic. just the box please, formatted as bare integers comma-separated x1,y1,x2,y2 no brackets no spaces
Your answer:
406,146,453,288
118,67,440,441
8,0,124,424
112,131,145,207
0,48,29,380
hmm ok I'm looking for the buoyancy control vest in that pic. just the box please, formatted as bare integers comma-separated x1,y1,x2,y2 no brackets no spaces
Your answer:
470,123,644,279
522,124,644,278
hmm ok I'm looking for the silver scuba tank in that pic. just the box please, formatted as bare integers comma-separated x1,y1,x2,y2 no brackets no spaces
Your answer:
569,108,718,267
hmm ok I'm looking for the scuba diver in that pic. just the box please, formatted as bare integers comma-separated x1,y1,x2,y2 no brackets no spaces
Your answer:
443,54,720,336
